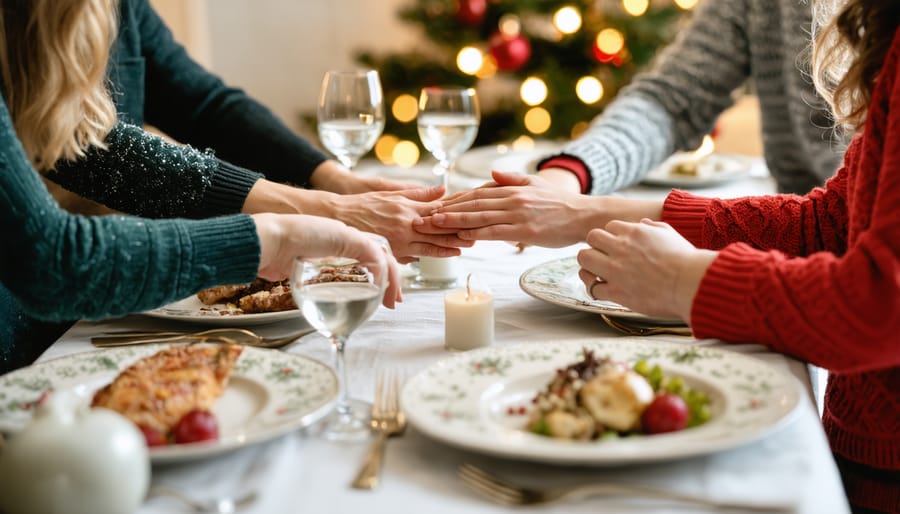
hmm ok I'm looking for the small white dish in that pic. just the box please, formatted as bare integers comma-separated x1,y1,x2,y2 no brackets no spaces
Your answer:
455,141,564,179
401,338,802,465
642,153,753,188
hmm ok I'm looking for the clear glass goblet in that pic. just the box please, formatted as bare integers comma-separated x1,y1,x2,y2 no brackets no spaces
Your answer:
317,69,385,169
290,254,387,441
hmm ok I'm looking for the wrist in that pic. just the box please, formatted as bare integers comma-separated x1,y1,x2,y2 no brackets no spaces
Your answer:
308,160,353,193
535,168,582,194
673,249,718,322
243,179,338,217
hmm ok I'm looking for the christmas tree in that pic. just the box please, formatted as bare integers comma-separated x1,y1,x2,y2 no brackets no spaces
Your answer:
354,0,697,166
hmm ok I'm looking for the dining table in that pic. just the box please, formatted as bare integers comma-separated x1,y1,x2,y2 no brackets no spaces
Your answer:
28,155,850,514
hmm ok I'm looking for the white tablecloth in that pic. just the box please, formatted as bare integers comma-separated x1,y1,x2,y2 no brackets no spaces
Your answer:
36,166,850,513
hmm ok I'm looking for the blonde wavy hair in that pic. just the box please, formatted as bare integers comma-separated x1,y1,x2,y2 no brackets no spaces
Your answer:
0,0,118,171
813,0,900,132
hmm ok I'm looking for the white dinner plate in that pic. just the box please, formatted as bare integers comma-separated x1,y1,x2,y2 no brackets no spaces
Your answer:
143,295,304,326
519,256,683,325
455,141,564,179
641,153,753,188
402,338,802,466
0,345,337,463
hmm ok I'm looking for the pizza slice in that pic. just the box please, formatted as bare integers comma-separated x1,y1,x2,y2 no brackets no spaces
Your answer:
91,345,242,442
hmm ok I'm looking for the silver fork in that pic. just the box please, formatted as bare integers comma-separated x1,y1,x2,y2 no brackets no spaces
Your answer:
600,314,693,337
458,464,795,512
351,370,407,489
91,327,316,349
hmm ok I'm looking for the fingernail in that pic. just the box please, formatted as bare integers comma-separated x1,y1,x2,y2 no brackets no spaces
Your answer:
433,213,446,224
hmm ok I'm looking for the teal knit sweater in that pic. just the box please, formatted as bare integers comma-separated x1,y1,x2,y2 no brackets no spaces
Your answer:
0,97,261,368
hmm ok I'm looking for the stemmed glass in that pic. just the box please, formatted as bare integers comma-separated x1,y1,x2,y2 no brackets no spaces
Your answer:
317,69,385,169
290,248,388,441
416,86,480,191
410,86,480,289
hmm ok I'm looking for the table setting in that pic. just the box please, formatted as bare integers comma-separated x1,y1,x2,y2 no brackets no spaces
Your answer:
0,69,847,513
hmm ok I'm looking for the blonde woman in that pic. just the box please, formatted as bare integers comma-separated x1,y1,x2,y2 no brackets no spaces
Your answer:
0,0,401,372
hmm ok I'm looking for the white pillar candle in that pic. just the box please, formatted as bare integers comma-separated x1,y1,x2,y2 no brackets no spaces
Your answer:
444,282,494,351
418,256,461,282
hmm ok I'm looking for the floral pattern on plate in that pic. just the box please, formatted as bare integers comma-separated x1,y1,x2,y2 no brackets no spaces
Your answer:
519,256,683,325
401,338,802,465
0,344,337,463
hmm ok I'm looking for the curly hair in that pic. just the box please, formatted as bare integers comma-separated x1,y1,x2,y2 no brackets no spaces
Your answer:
813,0,900,132
0,0,118,171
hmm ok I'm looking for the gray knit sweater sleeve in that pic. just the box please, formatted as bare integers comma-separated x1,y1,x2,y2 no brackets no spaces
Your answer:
552,0,843,195
560,0,751,195
0,101,260,322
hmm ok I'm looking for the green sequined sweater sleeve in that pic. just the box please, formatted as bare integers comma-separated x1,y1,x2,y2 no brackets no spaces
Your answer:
0,101,260,322
45,122,262,219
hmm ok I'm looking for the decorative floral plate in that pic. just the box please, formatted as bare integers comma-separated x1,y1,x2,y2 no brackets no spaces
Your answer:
0,345,337,463
143,295,303,326
519,256,683,325
642,153,753,188
401,338,802,465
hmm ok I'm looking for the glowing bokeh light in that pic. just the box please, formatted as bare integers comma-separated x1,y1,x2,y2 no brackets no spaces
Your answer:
674,0,699,9
524,107,551,135
520,77,548,106
499,14,521,36
596,28,625,56
374,134,399,164
457,46,484,75
575,76,604,104
511,135,535,151
391,94,418,123
553,6,582,35
393,140,420,167
623,0,649,16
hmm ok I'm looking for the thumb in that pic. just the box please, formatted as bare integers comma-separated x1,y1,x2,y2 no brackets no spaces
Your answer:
491,170,531,186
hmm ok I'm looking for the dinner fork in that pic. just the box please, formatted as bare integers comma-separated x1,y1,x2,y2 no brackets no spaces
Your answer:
600,314,694,337
351,370,407,490
458,464,794,512
91,327,316,349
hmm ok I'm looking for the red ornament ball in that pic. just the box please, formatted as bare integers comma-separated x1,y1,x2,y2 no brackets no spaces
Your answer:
455,0,487,26
489,32,531,71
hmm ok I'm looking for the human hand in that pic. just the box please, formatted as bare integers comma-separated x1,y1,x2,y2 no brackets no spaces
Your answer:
252,213,402,308
330,186,473,262
309,160,421,194
576,219,717,322
414,170,594,248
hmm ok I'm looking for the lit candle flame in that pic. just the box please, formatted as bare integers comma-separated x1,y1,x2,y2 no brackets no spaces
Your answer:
692,134,715,159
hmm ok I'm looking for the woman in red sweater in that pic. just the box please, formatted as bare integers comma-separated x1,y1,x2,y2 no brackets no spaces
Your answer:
419,1,899,511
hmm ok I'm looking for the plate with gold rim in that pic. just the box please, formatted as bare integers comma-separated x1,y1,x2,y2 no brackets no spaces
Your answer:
0,344,337,463
401,338,802,465
143,295,304,326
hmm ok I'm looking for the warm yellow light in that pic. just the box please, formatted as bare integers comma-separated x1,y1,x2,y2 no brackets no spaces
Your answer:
457,46,484,76
524,107,551,135
391,94,418,123
674,0,699,9
571,121,590,139
393,140,420,167
575,76,604,104
476,55,498,79
596,28,625,55
622,0,649,16
520,77,548,106
499,14,521,36
374,134,399,164
692,135,715,158
511,135,535,151
553,6,582,35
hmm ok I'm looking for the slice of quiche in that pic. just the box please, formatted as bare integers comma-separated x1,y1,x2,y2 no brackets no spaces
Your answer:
91,345,242,434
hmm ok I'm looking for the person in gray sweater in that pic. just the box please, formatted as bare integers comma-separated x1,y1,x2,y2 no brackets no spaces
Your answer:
414,0,851,243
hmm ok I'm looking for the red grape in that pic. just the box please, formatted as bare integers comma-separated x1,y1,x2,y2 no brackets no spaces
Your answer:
172,409,219,444
641,393,689,434
138,425,168,447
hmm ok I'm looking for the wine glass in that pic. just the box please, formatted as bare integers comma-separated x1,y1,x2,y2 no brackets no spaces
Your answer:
317,69,385,169
416,86,480,191
410,86,479,289
290,251,387,441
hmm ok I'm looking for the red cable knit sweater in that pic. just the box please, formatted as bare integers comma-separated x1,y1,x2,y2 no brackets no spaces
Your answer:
662,33,900,513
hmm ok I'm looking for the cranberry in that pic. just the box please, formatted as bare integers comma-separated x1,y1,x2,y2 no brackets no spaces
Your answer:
172,409,219,444
641,393,689,434
138,425,168,447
